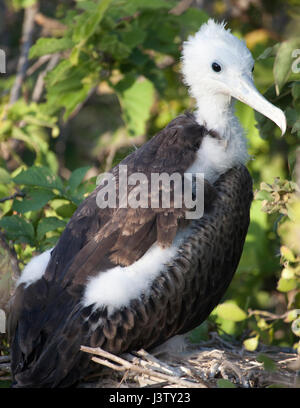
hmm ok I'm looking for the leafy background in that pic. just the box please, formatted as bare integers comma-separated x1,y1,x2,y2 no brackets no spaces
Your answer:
0,0,300,382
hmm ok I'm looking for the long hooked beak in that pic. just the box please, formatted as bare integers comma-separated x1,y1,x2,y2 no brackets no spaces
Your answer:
229,74,287,136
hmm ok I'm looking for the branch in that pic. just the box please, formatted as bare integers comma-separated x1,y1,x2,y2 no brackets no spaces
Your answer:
80,346,206,388
248,309,290,321
26,54,52,77
0,230,21,306
9,2,39,105
32,53,60,102
169,0,194,15
0,191,25,203
34,12,67,36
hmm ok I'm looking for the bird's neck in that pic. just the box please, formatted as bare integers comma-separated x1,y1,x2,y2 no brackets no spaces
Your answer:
191,92,250,179
194,93,237,140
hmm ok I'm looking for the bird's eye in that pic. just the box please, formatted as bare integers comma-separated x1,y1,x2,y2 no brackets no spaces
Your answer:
251,65,254,73
212,62,222,72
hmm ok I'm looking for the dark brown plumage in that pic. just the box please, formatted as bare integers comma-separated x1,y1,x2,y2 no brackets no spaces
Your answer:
8,112,253,388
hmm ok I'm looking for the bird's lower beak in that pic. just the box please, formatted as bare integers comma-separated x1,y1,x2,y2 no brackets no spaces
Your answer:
229,74,286,136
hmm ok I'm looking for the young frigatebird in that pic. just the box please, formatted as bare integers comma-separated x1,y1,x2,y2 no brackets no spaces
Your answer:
8,19,286,387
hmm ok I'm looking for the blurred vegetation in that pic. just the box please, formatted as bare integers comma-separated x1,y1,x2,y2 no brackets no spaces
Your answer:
0,0,300,370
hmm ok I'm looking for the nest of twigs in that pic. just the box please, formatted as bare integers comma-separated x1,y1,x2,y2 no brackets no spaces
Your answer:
1,332,299,388
78,332,300,388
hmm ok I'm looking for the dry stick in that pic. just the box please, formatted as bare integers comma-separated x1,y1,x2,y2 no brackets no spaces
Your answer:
169,0,194,15
9,3,39,105
248,309,290,321
0,356,10,363
0,230,21,283
124,352,183,378
26,54,52,77
135,349,177,373
91,356,202,388
0,363,10,373
80,346,206,388
34,12,67,35
134,349,184,377
32,53,60,102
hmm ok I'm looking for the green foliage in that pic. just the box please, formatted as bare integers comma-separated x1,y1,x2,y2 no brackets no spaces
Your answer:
214,302,248,322
115,75,155,136
243,335,259,352
1,0,300,366
217,379,237,388
24,0,207,127
255,40,300,141
29,37,74,58
0,165,91,256
12,0,37,10
256,354,277,372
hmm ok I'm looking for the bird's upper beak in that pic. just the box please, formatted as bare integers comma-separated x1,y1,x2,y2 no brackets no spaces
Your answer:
225,73,286,136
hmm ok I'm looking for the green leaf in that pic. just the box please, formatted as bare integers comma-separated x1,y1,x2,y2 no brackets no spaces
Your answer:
266,384,286,388
243,335,259,351
173,8,208,34
12,189,55,213
0,215,34,245
29,37,74,59
99,33,131,59
36,217,66,241
285,309,300,323
0,168,11,184
292,119,300,134
45,59,73,87
110,0,173,17
0,380,12,388
292,317,300,337
257,354,277,372
257,43,280,60
68,166,91,192
50,199,77,218
47,82,95,120
277,277,298,292
121,27,147,49
214,302,247,322
255,190,272,201
13,166,64,193
189,322,209,343
116,76,155,137
72,0,112,44
285,107,298,127
292,82,300,100
280,246,296,262
217,379,236,388
274,39,300,95
12,0,37,10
